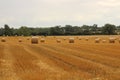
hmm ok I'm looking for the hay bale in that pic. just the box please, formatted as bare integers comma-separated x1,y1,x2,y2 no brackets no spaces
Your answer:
95,37,99,39
109,38,115,43
54,36,56,38
41,36,44,38
18,39,22,42
76,37,79,39
1,38,6,42
69,38,74,43
102,40,106,43
40,38,45,43
27,37,30,40
78,38,81,40
63,38,66,40
31,37,38,44
56,39,61,43
85,38,89,41
95,38,100,43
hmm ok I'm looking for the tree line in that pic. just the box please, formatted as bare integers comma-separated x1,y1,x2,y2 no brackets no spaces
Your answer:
0,24,120,36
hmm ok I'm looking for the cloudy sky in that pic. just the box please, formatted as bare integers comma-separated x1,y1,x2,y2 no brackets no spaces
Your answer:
0,0,120,28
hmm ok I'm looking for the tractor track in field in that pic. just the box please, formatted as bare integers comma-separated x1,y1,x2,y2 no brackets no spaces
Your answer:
41,44,120,68
40,44,120,79
7,43,72,80
40,44,120,74
62,43,120,59
20,43,93,79
27,43,120,79
58,43,120,61
8,41,86,80
0,43,21,80
20,43,117,79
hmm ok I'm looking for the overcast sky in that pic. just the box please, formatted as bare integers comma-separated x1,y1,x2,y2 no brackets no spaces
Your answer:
0,0,120,28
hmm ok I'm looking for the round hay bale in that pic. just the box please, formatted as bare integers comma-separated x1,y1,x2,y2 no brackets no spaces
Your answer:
102,40,106,43
69,38,74,43
109,38,115,43
18,39,22,42
95,37,99,39
63,38,66,40
95,38,100,43
76,37,79,39
40,38,45,43
56,39,61,43
27,37,30,40
31,37,38,44
41,36,44,38
85,38,89,41
78,37,81,40
1,38,6,42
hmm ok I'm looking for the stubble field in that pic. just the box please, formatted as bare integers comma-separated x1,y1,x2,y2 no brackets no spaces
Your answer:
0,35,120,80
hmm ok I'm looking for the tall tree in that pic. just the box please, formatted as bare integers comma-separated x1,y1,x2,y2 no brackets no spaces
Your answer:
102,24,116,35
4,24,13,36
64,25,74,35
18,26,31,36
50,26,64,35
0,28,4,36
81,25,91,35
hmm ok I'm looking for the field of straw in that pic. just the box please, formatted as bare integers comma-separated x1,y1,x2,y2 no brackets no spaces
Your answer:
0,35,120,80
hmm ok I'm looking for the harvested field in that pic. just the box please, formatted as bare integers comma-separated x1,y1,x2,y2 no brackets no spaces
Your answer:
0,35,120,80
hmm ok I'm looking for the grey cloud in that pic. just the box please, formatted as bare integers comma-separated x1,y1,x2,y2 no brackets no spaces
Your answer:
0,0,120,28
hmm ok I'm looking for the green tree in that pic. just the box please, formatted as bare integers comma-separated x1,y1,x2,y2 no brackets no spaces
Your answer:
38,28,50,36
0,28,4,36
64,25,74,35
116,26,120,34
72,26,81,35
102,24,116,35
29,28,40,36
81,25,91,35
90,24,98,34
4,24,13,36
50,26,64,35
18,26,31,36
